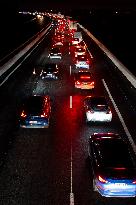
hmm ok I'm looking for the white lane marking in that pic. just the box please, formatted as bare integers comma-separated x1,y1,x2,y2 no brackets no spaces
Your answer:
70,135,74,205
87,47,93,59
70,96,72,108
84,41,93,59
70,65,72,75
0,31,50,87
102,79,136,154
0,63,22,87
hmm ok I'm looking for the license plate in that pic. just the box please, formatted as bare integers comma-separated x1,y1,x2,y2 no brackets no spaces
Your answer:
29,121,37,124
114,183,128,187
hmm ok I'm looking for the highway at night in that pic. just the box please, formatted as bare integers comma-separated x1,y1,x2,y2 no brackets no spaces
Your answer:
0,16,136,204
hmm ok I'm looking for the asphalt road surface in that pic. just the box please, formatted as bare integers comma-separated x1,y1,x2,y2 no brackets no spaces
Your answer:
0,23,135,205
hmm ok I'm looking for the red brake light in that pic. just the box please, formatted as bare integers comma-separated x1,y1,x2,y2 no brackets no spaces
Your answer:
76,81,80,85
132,180,136,184
80,76,90,79
87,109,94,113
114,167,126,170
107,109,112,114
98,176,108,183
21,110,27,118
86,60,89,64
41,113,48,118
90,81,94,85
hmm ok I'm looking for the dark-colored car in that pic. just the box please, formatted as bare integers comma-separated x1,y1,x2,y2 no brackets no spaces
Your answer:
40,63,59,79
48,47,62,59
20,95,51,128
88,133,136,197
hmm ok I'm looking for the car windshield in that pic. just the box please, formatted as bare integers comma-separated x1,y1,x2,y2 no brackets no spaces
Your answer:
88,97,108,111
51,48,61,53
44,64,56,71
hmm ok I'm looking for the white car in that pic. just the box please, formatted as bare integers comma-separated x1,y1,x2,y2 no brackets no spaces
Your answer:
75,55,90,69
84,96,112,122
74,47,86,57
49,47,62,59
71,38,79,45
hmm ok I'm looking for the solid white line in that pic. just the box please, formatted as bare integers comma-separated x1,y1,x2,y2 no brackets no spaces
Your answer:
0,63,22,87
87,47,93,59
102,79,136,154
70,96,72,108
70,65,72,75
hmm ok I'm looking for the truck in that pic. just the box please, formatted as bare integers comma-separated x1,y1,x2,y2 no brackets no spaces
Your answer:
73,31,82,43
69,20,77,31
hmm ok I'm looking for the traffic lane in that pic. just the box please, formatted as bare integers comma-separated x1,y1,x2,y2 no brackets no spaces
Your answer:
0,75,74,204
1,35,73,204
0,50,75,204
69,92,133,205
83,33,136,144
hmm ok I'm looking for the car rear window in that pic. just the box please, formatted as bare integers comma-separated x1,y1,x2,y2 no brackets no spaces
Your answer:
88,97,108,111
24,96,44,114
95,139,135,168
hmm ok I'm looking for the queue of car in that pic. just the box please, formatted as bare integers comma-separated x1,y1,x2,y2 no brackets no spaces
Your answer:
19,15,136,198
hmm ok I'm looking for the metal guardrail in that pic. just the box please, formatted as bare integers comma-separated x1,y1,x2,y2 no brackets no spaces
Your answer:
78,23,136,89
0,23,51,67
0,23,52,80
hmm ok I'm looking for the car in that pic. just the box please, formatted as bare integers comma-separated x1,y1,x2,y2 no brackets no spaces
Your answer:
71,37,79,45
52,41,63,47
88,133,136,197
40,63,59,79
74,71,94,89
74,47,86,57
75,55,90,69
20,95,51,128
84,96,112,122
48,47,62,59
76,40,86,49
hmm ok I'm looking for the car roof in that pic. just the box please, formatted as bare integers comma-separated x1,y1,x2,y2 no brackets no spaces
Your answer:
44,63,57,68
23,96,49,113
77,71,91,76
51,47,61,51
75,47,85,51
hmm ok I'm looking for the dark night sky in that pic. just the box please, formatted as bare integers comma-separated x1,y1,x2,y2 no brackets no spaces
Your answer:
1,0,136,12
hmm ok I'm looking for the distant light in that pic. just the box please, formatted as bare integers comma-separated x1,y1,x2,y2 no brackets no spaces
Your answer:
115,11,118,14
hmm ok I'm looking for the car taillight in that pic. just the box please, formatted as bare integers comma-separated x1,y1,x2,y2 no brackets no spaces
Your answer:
41,113,48,118
86,60,89,64
132,180,136,184
87,109,94,113
90,81,94,85
98,176,108,183
33,69,36,75
21,111,27,118
76,81,80,85
107,109,112,114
